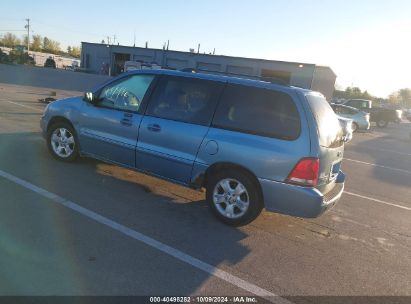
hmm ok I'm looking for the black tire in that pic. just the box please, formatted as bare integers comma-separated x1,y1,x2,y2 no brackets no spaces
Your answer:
352,122,359,132
47,122,79,162
376,118,388,128
206,169,263,226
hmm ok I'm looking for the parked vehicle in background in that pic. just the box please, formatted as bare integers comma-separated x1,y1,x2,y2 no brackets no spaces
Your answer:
332,98,346,104
336,116,353,142
64,60,80,71
331,103,370,132
40,70,347,226
342,99,402,128
402,109,411,122
124,61,162,72
44,57,56,69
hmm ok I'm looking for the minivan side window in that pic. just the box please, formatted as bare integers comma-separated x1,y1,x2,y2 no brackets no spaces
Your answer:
98,74,155,112
145,76,224,126
212,85,301,140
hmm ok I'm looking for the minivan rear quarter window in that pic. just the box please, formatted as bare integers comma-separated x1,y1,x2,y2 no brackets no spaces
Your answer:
212,84,301,140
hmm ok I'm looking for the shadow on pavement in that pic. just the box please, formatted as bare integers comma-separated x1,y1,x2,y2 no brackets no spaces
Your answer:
0,131,262,295
347,128,411,188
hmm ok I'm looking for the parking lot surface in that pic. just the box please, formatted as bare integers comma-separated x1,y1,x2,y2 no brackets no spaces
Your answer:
0,64,410,303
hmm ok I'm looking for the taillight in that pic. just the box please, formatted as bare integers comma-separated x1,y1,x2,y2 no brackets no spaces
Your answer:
287,158,320,187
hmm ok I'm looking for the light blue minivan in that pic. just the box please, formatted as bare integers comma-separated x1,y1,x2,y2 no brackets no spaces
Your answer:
41,69,346,225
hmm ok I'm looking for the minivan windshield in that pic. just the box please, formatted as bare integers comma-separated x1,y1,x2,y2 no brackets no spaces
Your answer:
306,94,344,148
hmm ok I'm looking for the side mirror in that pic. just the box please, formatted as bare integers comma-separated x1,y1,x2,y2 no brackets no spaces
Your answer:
84,92,98,104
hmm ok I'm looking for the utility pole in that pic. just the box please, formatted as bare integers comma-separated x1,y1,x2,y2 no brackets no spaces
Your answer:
25,18,30,52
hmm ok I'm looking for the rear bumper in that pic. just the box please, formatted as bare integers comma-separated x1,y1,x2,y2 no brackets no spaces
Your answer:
259,171,345,218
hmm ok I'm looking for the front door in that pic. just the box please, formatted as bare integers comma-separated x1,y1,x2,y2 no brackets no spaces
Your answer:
136,75,224,184
78,74,156,167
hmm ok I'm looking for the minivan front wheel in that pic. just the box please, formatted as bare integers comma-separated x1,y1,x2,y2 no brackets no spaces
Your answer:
206,169,263,226
47,122,79,162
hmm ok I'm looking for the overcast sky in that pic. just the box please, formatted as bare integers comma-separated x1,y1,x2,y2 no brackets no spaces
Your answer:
1,0,410,97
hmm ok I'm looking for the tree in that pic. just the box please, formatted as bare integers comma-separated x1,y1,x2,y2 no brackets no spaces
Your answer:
334,86,376,101
362,90,372,100
351,87,362,97
0,32,21,47
31,35,42,51
345,87,353,96
70,46,81,58
67,45,81,58
398,88,411,107
387,88,411,107
42,37,60,54
23,35,28,48
388,92,399,104
42,37,50,51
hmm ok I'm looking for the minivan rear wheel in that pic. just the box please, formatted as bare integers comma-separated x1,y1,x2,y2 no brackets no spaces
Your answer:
206,169,263,226
377,118,388,128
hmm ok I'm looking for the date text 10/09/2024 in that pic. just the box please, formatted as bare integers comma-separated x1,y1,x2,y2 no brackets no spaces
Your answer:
149,296,259,303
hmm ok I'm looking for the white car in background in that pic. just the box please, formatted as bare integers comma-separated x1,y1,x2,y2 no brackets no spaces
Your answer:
337,116,354,143
124,61,162,72
331,103,370,132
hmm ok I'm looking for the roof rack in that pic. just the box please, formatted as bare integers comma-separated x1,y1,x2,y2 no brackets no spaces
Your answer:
179,68,289,86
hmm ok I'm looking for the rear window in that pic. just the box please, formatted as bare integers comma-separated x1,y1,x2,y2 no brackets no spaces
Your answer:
212,84,301,140
333,105,358,115
347,99,371,109
306,94,344,148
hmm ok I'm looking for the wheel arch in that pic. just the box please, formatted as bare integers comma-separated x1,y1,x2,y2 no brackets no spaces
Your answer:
352,121,359,132
195,162,264,200
47,116,76,133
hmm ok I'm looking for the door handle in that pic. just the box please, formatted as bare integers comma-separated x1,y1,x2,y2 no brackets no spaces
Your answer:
120,118,132,126
147,124,161,132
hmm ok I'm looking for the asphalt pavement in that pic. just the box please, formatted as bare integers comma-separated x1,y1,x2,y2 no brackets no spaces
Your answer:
0,64,410,303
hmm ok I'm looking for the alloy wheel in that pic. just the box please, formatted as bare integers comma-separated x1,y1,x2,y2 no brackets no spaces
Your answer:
212,178,250,219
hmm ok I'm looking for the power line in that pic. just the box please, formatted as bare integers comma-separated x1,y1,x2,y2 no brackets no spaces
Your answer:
0,30,26,32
